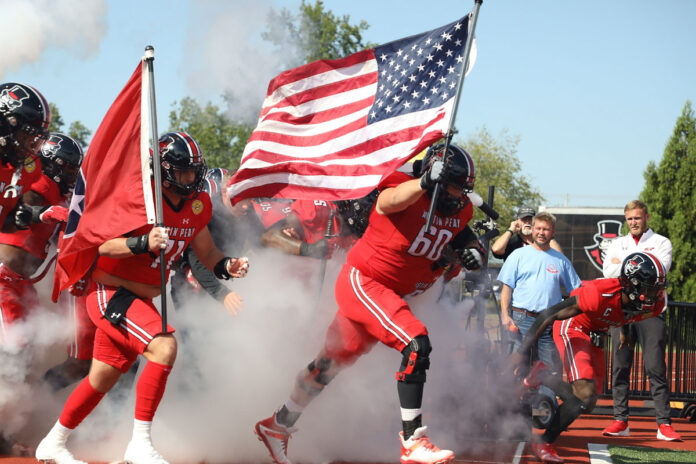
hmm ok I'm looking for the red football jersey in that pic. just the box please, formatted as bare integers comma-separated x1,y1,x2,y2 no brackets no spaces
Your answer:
290,199,341,244
347,171,473,296
97,192,213,286
568,278,665,332
0,157,42,226
0,173,64,259
251,198,293,229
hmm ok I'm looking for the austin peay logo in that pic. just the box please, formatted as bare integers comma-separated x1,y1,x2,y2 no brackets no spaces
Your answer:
584,220,622,271
41,135,63,157
623,254,645,277
0,85,30,111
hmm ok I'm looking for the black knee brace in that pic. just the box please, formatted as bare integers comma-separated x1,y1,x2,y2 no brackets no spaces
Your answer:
297,356,335,396
396,335,431,383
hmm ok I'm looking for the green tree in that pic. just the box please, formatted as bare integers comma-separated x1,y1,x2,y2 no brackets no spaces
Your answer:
640,101,696,301
168,97,252,171
263,0,373,66
48,102,65,133
68,121,92,148
457,127,545,225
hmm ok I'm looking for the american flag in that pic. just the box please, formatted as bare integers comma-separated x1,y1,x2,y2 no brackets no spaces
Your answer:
228,13,475,202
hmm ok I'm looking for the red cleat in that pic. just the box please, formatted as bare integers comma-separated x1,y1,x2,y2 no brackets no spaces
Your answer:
602,420,630,437
657,424,682,442
531,438,564,463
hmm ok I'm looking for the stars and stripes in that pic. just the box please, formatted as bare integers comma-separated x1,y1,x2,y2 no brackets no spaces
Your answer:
228,13,475,202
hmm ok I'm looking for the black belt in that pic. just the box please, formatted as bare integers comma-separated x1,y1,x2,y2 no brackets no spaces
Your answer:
511,307,541,318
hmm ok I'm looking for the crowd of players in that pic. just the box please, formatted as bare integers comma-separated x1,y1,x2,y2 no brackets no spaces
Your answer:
0,81,677,464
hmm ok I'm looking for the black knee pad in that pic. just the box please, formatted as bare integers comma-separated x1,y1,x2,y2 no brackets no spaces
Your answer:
306,356,334,386
396,335,432,383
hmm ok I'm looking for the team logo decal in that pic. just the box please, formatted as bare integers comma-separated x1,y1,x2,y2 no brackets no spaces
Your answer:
584,220,622,271
41,134,63,158
623,254,645,278
0,85,30,111
191,199,204,215
23,158,37,173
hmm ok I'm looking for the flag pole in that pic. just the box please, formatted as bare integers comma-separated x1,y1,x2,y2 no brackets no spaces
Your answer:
425,0,483,232
143,45,168,333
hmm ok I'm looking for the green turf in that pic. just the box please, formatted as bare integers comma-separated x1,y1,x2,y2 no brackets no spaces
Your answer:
608,444,696,463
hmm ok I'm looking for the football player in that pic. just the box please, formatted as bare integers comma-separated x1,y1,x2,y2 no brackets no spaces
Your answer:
509,252,671,463
254,143,485,464
0,133,80,342
35,132,250,464
0,82,50,229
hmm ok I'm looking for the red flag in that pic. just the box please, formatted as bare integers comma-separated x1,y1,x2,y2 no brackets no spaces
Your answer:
52,62,155,301
228,14,476,202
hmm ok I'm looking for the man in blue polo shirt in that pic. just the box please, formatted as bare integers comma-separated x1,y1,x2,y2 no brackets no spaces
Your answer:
499,211,581,376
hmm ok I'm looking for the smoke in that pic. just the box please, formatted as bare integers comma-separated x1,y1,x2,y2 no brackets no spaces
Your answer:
22,252,524,463
0,0,108,76
183,0,304,124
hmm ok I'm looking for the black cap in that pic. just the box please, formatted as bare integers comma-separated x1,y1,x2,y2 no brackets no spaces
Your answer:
517,206,535,218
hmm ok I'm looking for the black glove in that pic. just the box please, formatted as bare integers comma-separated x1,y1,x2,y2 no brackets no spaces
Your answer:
13,203,34,230
300,239,329,258
459,247,483,271
419,160,446,190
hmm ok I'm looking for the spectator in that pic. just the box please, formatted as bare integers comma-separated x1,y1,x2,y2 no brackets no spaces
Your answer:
491,206,562,261
601,200,681,441
498,212,581,375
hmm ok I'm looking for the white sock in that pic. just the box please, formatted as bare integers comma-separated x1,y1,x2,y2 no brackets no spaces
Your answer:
400,407,422,421
132,419,152,443
284,398,305,414
49,420,75,443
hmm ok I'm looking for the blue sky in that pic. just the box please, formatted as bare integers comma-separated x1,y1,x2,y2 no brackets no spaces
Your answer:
4,0,695,208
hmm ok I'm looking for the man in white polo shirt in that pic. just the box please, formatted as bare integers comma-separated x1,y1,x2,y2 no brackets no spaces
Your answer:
601,200,681,442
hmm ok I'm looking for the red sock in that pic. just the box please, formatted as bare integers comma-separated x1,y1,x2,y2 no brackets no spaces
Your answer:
59,377,105,429
135,361,172,421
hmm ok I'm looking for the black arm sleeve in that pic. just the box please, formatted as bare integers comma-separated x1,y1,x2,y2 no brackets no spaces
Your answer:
186,247,229,302
450,225,478,250
516,296,579,356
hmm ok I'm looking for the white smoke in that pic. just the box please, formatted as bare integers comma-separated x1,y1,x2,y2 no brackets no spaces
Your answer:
0,0,108,76
10,251,524,463
183,0,304,124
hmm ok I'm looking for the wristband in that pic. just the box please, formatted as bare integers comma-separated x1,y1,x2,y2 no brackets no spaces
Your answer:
214,257,232,280
507,229,515,234
126,234,150,254
299,242,310,256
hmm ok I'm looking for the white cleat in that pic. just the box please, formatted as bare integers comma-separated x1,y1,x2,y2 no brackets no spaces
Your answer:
123,440,169,464
399,426,455,464
35,435,87,464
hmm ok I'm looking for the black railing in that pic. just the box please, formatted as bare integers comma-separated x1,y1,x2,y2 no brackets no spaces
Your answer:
601,301,696,404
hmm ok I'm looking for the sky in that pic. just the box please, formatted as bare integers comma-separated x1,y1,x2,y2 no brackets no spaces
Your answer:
3,0,695,208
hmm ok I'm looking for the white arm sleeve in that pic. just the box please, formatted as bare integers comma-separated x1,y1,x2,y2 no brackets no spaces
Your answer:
602,238,624,278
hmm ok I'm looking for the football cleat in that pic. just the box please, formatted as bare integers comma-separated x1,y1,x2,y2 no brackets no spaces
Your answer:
123,439,169,464
399,426,455,464
254,413,295,464
657,424,682,442
602,420,630,437
531,438,564,463
35,435,87,464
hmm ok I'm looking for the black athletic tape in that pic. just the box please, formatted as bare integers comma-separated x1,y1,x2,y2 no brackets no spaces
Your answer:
214,257,231,280
126,234,149,255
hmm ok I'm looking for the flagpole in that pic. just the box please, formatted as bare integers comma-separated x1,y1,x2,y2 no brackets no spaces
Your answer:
425,0,483,232
143,45,168,333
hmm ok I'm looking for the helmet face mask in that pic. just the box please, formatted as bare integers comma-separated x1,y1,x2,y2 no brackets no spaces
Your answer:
0,83,50,165
158,132,207,197
40,133,84,195
418,143,476,216
619,252,667,315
